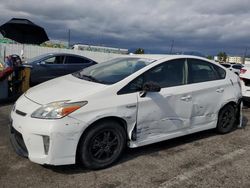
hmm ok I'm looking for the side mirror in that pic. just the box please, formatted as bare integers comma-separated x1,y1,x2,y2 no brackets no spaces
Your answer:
143,82,161,92
140,82,161,97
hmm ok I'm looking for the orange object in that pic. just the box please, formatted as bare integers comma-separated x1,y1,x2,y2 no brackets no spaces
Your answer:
61,106,81,117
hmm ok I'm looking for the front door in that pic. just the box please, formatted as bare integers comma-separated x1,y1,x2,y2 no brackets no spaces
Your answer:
136,59,193,141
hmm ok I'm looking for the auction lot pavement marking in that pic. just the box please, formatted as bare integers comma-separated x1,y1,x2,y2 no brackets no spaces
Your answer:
159,148,246,188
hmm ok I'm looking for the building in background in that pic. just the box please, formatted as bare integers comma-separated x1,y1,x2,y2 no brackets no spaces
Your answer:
72,44,128,54
244,57,250,64
227,56,242,64
214,56,219,62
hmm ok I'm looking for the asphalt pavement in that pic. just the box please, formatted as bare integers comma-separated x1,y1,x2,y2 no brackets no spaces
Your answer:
1,104,250,188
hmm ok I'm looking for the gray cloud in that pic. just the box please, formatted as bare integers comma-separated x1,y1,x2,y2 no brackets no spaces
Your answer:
0,0,250,55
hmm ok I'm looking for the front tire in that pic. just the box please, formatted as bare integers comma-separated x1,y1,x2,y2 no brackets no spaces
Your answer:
217,104,236,134
78,121,126,170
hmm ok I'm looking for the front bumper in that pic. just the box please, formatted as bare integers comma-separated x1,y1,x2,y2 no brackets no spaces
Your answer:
10,95,86,165
9,121,28,157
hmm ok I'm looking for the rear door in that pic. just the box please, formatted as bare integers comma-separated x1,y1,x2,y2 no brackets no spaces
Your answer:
64,55,95,74
187,58,228,128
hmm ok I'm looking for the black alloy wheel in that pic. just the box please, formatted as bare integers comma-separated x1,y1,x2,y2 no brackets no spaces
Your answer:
217,104,236,134
78,121,126,169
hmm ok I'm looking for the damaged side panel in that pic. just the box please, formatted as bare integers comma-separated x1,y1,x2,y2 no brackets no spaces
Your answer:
70,92,138,141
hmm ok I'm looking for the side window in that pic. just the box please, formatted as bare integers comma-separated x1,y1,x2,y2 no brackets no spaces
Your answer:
144,59,186,88
118,59,186,95
66,56,91,64
187,59,219,83
213,64,226,79
43,56,64,64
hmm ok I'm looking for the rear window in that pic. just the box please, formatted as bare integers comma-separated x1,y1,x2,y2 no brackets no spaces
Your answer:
221,64,231,68
232,64,243,70
66,56,91,64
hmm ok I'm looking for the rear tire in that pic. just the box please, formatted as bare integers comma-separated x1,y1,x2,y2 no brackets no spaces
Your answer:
217,104,235,134
78,120,126,170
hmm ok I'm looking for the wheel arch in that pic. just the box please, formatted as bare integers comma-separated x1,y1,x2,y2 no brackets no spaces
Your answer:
75,116,128,163
217,100,239,131
220,101,237,111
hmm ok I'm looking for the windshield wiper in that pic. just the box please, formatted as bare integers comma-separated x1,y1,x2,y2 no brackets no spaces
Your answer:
72,72,106,84
81,75,100,82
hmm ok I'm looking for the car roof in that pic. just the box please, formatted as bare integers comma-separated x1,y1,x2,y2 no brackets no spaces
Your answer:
124,54,210,62
41,52,85,57
27,52,95,63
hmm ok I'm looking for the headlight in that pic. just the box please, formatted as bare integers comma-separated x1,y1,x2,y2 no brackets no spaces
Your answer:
31,101,87,119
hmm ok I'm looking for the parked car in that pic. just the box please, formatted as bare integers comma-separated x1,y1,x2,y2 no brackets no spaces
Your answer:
239,64,250,104
26,53,97,85
220,63,243,75
10,55,242,169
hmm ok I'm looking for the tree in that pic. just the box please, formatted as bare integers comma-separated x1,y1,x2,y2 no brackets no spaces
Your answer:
134,48,145,54
217,52,227,62
207,55,213,60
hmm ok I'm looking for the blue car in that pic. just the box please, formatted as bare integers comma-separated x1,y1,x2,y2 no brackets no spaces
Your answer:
26,53,97,85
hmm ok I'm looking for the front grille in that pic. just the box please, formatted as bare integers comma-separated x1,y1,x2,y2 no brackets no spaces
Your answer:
15,109,27,117
242,78,250,87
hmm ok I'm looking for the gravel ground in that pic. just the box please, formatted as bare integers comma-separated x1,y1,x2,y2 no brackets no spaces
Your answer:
1,104,250,188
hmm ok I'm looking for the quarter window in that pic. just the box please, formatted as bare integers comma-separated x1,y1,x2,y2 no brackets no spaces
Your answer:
213,64,226,79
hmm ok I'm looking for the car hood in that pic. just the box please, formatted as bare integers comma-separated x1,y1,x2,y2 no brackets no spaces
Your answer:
25,74,107,104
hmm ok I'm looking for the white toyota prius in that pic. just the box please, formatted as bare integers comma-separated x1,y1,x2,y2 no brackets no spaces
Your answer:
10,55,242,169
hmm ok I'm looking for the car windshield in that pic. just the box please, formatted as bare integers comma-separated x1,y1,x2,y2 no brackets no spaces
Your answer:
72,57,155,84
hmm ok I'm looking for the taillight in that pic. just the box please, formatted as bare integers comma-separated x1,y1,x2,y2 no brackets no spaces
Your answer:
240,69,247,74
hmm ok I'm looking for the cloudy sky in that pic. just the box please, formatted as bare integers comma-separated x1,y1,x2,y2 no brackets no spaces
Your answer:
0,0,250,55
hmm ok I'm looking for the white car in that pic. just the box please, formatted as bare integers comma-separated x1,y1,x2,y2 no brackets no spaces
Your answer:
220,63,244,75
239,64,250,104
10,55,242,169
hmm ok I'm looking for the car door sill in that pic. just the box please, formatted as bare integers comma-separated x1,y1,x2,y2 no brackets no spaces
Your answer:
128,122,216,148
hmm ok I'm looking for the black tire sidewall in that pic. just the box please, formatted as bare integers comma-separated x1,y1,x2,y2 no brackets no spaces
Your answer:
217,105,235,134
79,121,126,170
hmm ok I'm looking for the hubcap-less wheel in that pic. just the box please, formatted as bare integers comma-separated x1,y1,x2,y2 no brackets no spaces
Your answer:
217,105,235,134
89,129,119,162
78,121,126,169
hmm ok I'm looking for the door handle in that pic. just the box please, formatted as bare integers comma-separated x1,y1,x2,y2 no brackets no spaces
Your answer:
126,104,137,108
216,88,224,93
181,95,192,101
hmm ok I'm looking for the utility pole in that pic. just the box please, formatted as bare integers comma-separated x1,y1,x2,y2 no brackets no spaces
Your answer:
169,40,174,54
68,29,71,48
243,47,248,64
